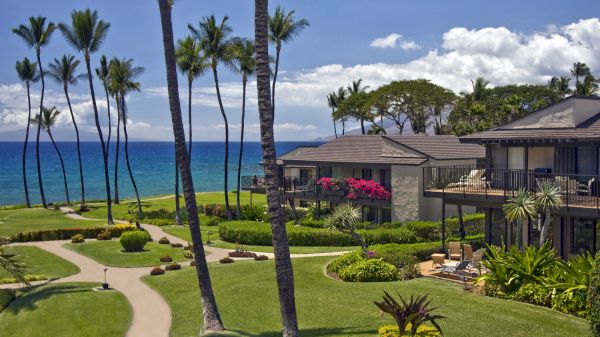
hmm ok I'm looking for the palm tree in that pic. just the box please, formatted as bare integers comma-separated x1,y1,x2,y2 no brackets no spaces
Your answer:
12,16,56,208
47,55,87,210
96,55,112,157
189,15,233,220
571,62,591,93
15,57,39,208
327,92,338,138
175,35,209,225
108,58,144,215
337,86,347,135
228,37,256,219
503,188,536,250
535,180,561,246
577,74,599,96
32,107,70,204
0,237,29,286
157,0,224,332
59,9,113,224
548,76,572,97
347,79,369,134
268,6,309,120
471,77,490,101
256,0,299,335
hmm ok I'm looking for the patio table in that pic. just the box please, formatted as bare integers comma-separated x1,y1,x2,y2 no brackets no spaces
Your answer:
431,253,446,268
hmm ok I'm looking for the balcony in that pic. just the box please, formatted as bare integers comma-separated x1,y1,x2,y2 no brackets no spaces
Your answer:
423,165,600,211
284,176,392,206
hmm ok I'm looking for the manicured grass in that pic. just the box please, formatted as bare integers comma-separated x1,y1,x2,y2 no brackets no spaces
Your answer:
0,246,79,280
162,225,355,254
144,257,591,337
78,192,266,220
0,282,132,337
0,208,103,236
64,240,195,267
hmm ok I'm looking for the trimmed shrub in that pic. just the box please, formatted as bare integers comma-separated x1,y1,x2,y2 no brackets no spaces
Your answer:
589,252,600,336
165,262,181,271
120,231,149,252
380,222,403,229
160,256,173,263
184,252,194,259
171,243,183,248
240,204,266,221
513,283,552,306
338,259,399,282
297,219,327,228
228,251,257,258
10,225,136,242
219,257,235,264
190,260,196,266
0,274,48,284
201,216,222,227
158,237,170,245
551,290,588,317
97,230,112,241
327,251,365,274
0,289,16,313
378,324,441,337
150,266,165,276
71,234,85,243
204,204,228,218
403,221,441,242
254,255,268,261
184,244,193,251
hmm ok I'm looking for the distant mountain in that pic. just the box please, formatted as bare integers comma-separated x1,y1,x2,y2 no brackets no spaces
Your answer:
0,127,150,142
314,119,409,141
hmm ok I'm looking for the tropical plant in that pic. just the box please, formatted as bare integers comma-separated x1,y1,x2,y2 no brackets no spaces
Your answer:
31,107,70,204
346,79,370,134
0,237,29,286
547,76,572,97
59,9,113,224
503,188,536,249
95,55,112,157
228,37,256,219
268,6,309,120
15,57,39,208
589,252,600,336
577,74,599,96
534,180,561,245
157,0,224,332
13,16,56,208
256,0,300,335
47,54,87,210
108,57,144,215
327,92,338,138
571,61,591,93
327,203,368,253
549,252,595,295
189,15,233,220
336,86,347,134
374,291,444,337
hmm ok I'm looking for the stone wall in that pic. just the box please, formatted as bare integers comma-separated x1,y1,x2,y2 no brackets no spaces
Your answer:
391,165,420,222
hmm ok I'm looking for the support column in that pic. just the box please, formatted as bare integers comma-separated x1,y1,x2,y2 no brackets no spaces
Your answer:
522,218,530,249
485,208,492,245
441,200,446,251
458,204,465,239
316,200,321,220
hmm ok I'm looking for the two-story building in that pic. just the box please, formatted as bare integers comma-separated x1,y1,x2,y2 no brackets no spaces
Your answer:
423,95,600,257
243,135,485,224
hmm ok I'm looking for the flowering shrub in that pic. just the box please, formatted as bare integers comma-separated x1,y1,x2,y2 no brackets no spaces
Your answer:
316,177,343,191
316,177,391,200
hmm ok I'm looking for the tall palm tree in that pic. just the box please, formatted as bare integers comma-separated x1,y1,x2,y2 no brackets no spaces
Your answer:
571,62,590,94
471,77,490,101
157,0,224,332
96,55,112,157
15,57,39,208
12,16,56,208
347,79,369,134
175,35,209,224
503,188,536,250
189,15,233,220
535,180,561,246
547,76,572,97
337,86,347,135
228,37,256,219
32,107,70,204
577,74,599,96
256,0,299,335
47,55,87,210
108,58,144,215
59,9,113,224
327,92,338,138
268,6,309,120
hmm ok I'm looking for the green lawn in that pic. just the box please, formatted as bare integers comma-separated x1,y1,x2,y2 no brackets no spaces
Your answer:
78,192,266,220
64,240,195,267
162,225,355,254
144,257,591,337
0,208,103,236
0,246,79,280
0,282,132,337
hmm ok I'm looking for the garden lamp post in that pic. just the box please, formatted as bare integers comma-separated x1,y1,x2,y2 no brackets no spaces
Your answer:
102,268,109,289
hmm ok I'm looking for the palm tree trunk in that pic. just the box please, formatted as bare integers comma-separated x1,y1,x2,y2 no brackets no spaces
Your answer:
174,145,182,225
114,109,121,204
65,87,86,211
34,49,47,208
271,44,281,121
360,118,365,135
540,208,551,245
458,204,465,240
255,1,299,335
83,51,113,224
331,107,337,138
22,83,32,207
211,66,232,220
104,85,112,160
121,97,142,215
342,118,345,135
48,130,70,204
188,78,193,159
236,76,247,220
157,1,224,332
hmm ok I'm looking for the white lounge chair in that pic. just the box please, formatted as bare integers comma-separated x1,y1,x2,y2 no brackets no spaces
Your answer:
447,169,489,189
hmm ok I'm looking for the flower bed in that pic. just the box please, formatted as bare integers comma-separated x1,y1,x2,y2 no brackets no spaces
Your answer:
316,177,391,200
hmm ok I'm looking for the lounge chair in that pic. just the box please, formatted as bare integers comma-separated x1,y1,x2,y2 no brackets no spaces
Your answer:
448,241,462,261
441,260,476,278
463,244,473,261
447,169,489,189
469,249,485,271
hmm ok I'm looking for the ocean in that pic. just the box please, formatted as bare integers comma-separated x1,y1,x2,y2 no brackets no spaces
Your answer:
0,141,321,206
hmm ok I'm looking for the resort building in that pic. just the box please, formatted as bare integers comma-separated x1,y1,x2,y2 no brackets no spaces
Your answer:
423,95,600,258
244,135,485,223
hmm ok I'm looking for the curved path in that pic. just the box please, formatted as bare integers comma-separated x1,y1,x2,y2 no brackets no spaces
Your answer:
5,207,348,337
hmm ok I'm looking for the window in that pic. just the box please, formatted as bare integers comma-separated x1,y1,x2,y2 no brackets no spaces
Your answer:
362,168,372,180
490,208,506,246
379,169,387,187
320,166,332,178
572,217,596,254
508,147,525,170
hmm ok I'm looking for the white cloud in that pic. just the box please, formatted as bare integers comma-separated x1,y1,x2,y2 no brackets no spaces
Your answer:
370,33,421,50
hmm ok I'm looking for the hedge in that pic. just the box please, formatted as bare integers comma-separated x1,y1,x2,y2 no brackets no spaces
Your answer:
590,252,600,336
10,224,136,242
219,221,421,246
369,234,485,262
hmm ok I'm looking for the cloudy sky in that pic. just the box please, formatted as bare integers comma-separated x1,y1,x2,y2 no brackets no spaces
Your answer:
1,0,600,141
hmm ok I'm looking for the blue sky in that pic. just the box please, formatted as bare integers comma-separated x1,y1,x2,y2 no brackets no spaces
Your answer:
1,0,600,141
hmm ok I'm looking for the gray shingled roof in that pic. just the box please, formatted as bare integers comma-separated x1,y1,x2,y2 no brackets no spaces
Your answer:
280,135,484,166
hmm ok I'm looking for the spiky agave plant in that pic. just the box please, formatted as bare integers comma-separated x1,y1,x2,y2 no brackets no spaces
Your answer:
327,203,367,253
503,188,536,249
374,291,444,336
535,180,561,245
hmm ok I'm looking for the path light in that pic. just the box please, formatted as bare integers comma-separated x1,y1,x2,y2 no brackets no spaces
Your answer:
102,268,109,290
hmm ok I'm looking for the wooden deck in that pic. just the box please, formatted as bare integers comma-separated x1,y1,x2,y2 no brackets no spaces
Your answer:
419,258,481,284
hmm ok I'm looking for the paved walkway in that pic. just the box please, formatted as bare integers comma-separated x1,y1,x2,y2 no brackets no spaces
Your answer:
4,207,348,337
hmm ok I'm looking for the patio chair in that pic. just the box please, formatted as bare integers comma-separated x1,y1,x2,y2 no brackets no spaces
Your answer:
469,249,485,270
463,244,473,261
441,260,476,278
447,169,489,189
448,241,462,261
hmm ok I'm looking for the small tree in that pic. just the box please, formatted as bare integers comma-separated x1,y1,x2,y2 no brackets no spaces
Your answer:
503,188,536,250
535,180,561,245
327,203,367,253
589,252,600,336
